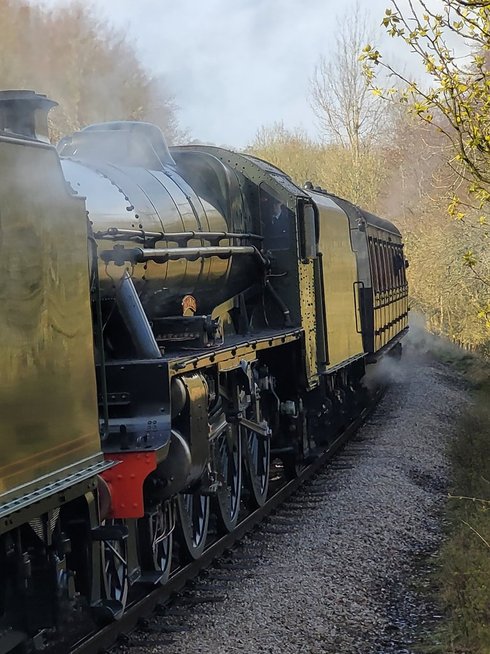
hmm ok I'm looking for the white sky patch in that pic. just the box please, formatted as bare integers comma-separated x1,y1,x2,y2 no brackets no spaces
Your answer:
35,0,441,147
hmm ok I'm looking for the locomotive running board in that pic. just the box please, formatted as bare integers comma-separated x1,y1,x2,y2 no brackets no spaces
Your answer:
167,328,303,376
0,458,116,533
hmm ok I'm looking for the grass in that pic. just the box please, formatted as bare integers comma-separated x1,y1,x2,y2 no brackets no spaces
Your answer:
429,354,490,654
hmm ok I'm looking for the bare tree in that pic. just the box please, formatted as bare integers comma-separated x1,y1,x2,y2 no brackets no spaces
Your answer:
310,5,388,161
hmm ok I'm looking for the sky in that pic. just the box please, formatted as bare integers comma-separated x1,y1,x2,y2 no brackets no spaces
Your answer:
37,0,429,148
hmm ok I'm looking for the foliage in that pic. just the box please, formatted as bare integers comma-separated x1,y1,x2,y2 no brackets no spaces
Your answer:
400,194,489,348
361,0,490,336
379,114,490,348
429,358,490,653
248,122,325,188
320,144,389,209
0,0,181,142
360,0,490,283
246,122,388,210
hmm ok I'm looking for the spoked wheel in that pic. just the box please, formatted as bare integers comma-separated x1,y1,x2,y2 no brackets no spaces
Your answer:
243,424,270,508
138,502,173,585
101,519,129,618
213,422,242,533
176,491,210,561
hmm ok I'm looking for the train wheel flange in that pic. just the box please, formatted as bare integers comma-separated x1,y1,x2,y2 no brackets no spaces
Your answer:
213,422,242,533
100,519,129,619
176,491,210,561
138,502,173,585
243,424,270,508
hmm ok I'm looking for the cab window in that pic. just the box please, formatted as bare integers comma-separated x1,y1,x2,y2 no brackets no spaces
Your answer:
259,184,291,251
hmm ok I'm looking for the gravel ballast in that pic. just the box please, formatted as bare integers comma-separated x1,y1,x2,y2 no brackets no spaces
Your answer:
135,343,467,654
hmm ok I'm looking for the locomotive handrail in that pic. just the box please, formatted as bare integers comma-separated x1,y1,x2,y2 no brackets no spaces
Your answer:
100,244,268,266
94,227,263,246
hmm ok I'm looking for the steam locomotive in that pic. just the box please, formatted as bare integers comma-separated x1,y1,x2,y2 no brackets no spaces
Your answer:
0,90,408,651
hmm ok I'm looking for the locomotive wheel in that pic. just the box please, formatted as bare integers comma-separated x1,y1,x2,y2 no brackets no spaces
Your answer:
176,491,210,561
243,425,270,508
138,502,173,585
101,519,129,616
213,423,242,533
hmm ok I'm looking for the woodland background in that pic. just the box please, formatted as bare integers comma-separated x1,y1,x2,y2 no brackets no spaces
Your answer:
2,0,489,354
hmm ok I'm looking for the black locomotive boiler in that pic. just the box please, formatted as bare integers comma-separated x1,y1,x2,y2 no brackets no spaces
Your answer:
0,91,408,651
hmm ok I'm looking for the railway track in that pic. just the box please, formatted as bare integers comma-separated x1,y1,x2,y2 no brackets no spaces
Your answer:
70,392,382,654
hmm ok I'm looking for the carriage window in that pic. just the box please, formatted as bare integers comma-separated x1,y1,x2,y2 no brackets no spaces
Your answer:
393,245,404,287
400,246,408,286
368,237,379,292
386,243,395,289
373,239,380,292
378,242,385,291
385,242,394,289
375,240,386,291
380,242,387,290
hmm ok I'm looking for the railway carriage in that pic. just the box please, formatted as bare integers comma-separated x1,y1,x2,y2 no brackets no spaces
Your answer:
0,90,408,652
311,191,409,356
